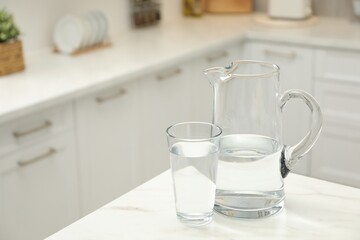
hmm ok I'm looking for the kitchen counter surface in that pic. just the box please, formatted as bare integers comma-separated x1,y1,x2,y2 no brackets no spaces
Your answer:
1,15,360,124
47,170,360,240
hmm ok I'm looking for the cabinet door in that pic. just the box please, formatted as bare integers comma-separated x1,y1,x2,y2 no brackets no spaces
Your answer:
245,41,314,175
311,115,360,188
138,64,191,184
75,80,139,215
190,43,244,122
0,132,79,240
312,81,360,187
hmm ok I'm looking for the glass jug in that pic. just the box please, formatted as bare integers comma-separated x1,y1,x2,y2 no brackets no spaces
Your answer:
204,60,322,219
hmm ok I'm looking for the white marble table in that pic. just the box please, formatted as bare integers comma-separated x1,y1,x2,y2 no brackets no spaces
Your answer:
47,171,360,240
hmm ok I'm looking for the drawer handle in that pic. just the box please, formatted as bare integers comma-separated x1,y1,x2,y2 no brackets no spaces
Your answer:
18,148,57,167
96,89,127,103
13,121,52,138
264,49,296,59
206,51,228,62
157,68,181,81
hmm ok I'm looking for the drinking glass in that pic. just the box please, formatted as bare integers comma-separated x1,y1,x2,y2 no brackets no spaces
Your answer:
166,122,222,226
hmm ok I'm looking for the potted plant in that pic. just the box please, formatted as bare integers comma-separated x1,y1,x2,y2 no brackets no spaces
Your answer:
0,8,25,76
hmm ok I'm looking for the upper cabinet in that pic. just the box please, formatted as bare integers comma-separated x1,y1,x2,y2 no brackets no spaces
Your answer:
244,41,314,175
75,80,140,215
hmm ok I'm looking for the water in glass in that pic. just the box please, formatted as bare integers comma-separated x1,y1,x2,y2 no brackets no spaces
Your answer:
170,141,218,224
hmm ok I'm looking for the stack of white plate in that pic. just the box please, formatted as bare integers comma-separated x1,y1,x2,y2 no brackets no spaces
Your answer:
54,10,109,54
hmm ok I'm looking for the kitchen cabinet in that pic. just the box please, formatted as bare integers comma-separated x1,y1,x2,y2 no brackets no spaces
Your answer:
244,41,314,175
75,80,139,215
312,49,360,188
0,109,80,240
138,63,192,183
190,42,244,122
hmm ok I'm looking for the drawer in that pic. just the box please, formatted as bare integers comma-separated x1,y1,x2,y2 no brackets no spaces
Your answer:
0,103,74,157
245,41,313,91
315,49,360,84
315,81,360,119
0,130,74,176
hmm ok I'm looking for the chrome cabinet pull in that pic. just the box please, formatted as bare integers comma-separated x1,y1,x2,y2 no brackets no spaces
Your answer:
157,68,181,81
13,121,52,138
18,148,57,167
96,89,127,103
263,49,297,59
206,51,228,62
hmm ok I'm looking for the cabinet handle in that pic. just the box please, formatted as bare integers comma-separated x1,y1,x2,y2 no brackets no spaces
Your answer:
96,89,127,103
18,148,57,167
206,51,228,62
13,121,52,138
157,68,181,81
264,49,297,59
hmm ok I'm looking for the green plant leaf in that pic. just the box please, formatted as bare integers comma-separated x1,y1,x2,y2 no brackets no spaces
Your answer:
0,32,7,41
0,8,20,42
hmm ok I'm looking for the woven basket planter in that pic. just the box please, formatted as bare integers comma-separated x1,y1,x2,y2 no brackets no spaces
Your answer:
0,40,25,76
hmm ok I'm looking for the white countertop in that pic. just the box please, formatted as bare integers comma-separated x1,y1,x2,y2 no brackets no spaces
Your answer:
1,15,360,124
46,170,360,240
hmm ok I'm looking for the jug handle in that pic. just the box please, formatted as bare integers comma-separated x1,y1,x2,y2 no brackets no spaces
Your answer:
280,89,323,178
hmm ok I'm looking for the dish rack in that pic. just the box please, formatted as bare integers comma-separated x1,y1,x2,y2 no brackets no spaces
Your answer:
53,11,111,55
53,41,111,56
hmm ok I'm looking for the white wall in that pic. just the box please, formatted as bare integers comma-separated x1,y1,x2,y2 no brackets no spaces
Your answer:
1,0,182,53
254,0,354,17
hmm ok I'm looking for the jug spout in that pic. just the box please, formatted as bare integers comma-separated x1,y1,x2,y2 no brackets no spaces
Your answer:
203,65,232,86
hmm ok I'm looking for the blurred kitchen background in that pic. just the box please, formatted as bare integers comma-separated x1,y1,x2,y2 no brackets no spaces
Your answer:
1,0,357,53
0,0,359,239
